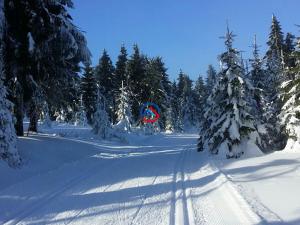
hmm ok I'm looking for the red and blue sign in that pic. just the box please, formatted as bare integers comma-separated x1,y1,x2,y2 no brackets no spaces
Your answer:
140,102,160,123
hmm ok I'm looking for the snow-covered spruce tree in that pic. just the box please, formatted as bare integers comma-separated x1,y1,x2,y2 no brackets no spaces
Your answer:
0,73,21,167
3,0,30,136
142,57,172,130
250,35,267,120
169,81,180,132
92,90,111,139
279,39,300,150
41,101,51,128
95,50,116,123
263,15,287,150
3,0,91,135
194,75,207,126
0,1,21,167
74,95,87,126
176,70,197,131
81,64,97,125
206,65,218,93
115,45,128,91
283,32,296,80
114,81,132,133
198,27,261,158
127,44,147,122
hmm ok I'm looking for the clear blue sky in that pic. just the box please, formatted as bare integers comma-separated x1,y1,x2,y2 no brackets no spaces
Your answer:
70,0,300,81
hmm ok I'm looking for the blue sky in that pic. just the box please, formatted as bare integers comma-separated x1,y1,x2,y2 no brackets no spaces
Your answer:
70,0,300,81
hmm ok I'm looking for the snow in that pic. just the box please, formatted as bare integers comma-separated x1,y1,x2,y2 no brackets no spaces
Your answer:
0,127,300,224
28,32,35,52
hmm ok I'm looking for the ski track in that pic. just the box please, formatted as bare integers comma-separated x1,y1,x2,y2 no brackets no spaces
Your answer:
170,146,196,225
3,158,123,225
0,134,272,225
211,161,283,224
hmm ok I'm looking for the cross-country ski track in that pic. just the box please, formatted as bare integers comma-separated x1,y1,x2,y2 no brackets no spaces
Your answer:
0,134,289,225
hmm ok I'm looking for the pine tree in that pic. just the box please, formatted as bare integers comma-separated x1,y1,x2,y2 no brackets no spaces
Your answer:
279,36,300,149
283,32,296,80
127,44,147,122
265,14,285,88
115,81,132,133
3,0,30,136
206,65,217,93
3,0,90,135
170,81,180,131
92,90,111,139
95,49,116,123
0,1,21,167
250,35,266,119
176,70,197,131
115,45,128,89
263,15,287,150
41,101,51,128
194,75,207,125
81,64,97,125
0,74,21,167
114,45,128,123
198,27,261,158
75,95,87,126
142,57,171,130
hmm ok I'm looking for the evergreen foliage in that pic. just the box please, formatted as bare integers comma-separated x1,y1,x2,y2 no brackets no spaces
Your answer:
115,81,132,133
0,1,21,167
95,50,116,123
198,27,261,158
81,64,97,125
92,90,111,139
127,44,147,122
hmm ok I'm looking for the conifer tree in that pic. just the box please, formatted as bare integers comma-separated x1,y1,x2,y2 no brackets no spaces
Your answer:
3,0,30,136
95,50,116,123
3,0,90,135
280,36,300,149
0,1,21,167
265,14,285,88
263,15,287,150
194,75,207,125
75,95,87,126
176,70,197,131
115,45,128,89
283,32,296,80
206,65,217,93
250,35,266,119
41,101,51,128
92,90,111,139
115,81,132,133
143,57,171,130
127,44,147,122
81,64,97,125
198,27,261,158
170,81,180,131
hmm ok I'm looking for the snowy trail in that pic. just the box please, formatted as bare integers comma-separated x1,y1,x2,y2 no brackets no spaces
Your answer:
0,133,265,225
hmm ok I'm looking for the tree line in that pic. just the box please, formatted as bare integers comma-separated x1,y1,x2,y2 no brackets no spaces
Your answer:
0,0,208,167
80,45,210,138
0,0,299,167
198,15,300,158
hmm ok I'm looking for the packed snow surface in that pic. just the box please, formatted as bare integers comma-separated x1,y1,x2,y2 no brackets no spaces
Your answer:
1,126,300,225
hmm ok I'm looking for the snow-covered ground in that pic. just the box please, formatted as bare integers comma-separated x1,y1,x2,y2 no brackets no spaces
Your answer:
1,126,300,225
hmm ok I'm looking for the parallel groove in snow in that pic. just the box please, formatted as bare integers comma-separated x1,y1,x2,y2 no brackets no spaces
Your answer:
170,148,196,225
3,158,123,225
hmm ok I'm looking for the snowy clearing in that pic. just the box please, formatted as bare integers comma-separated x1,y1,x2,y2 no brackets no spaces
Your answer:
1,132,300,225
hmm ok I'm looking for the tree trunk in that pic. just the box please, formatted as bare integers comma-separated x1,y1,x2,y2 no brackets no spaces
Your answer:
28,101,38,133
14,95,24,136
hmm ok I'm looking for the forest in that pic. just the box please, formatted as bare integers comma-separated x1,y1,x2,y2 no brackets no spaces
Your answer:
1,0,300,168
